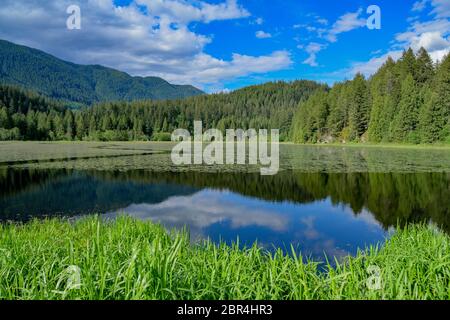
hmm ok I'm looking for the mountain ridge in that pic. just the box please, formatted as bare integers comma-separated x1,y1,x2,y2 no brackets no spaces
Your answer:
0,39,204,106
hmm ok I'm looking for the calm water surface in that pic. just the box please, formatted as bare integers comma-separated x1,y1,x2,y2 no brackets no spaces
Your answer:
1,167,448,260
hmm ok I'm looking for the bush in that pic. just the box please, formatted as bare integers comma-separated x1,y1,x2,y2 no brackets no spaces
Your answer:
99,130,131,141
152,132,172,141
0,127,21,140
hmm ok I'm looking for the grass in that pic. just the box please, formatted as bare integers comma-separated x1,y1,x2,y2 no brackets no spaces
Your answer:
0,217,449,300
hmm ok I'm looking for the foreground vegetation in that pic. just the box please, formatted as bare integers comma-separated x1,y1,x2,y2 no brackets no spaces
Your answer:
0,217,448,300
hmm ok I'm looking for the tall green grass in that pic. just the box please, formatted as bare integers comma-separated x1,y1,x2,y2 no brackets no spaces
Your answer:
0,217,448,300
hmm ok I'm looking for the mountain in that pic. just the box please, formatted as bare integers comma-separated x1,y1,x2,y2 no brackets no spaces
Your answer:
0,39,204,106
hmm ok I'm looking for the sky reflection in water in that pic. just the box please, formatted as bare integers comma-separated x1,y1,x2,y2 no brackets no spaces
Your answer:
105,189,388,260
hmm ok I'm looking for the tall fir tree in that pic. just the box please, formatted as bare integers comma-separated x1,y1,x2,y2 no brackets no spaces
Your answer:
420,54,450,143
348,74,370,140
415,47,435,84
390,74,420,142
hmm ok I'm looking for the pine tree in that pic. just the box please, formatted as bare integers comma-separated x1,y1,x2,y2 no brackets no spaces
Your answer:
415,47,434,84
327,84,348,138
420,54,450,142
75,112,86,140
348,74,370,140
36,112,49,140
390,74,420,142
53,114,64,140
383,69,402,142
0,106,8,128
398,48,417,80
26,110,37,139
64,110,74,140
368,57,397,142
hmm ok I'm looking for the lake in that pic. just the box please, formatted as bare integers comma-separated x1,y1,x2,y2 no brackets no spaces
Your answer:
0,142,449,261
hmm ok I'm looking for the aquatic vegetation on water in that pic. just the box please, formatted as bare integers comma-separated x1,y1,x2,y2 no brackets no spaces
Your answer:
0,217,448,300
1,142,450,172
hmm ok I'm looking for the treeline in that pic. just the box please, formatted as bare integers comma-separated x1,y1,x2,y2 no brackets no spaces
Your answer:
0,86,68,140
291,48,450,144
1,48,448,144
0,80,323,142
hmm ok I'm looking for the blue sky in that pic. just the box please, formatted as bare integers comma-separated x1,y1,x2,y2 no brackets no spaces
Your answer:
0,0,449,92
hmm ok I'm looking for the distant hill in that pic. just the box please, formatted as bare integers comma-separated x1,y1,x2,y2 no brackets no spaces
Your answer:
0,39,204,106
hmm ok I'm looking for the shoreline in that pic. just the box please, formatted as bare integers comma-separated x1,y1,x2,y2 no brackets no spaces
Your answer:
0,217,448,300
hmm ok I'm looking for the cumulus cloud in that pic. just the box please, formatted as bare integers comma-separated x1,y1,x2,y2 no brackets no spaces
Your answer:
138,0,250,24
395,17,450,61
410,31,450,59
255,30,272,39
0,0,291,90
160,50,292,84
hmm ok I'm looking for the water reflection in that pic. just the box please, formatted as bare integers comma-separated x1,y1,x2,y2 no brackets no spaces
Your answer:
103,190,386,259
0,168,449,259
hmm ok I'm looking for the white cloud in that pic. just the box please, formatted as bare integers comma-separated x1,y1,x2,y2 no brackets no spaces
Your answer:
412,0,428,12
411,32,449,56
0,0,292,90
302,42,326,67
297,9,365,67
411,0,450,17
138,0,250,24
430,0,450,18
395,17,450,61
317,18,328,26
326,8,366,42
255,30,272,39
156,50,292,84
255,17,264,25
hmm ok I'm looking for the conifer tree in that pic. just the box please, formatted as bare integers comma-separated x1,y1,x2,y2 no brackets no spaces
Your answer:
0,107,8,128
398,48,417,80
420,54,450,142
415,47,434,84
348,74,370,140
390,74,420,142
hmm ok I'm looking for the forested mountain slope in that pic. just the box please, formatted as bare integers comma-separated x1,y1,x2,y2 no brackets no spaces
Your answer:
0,39,203,106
